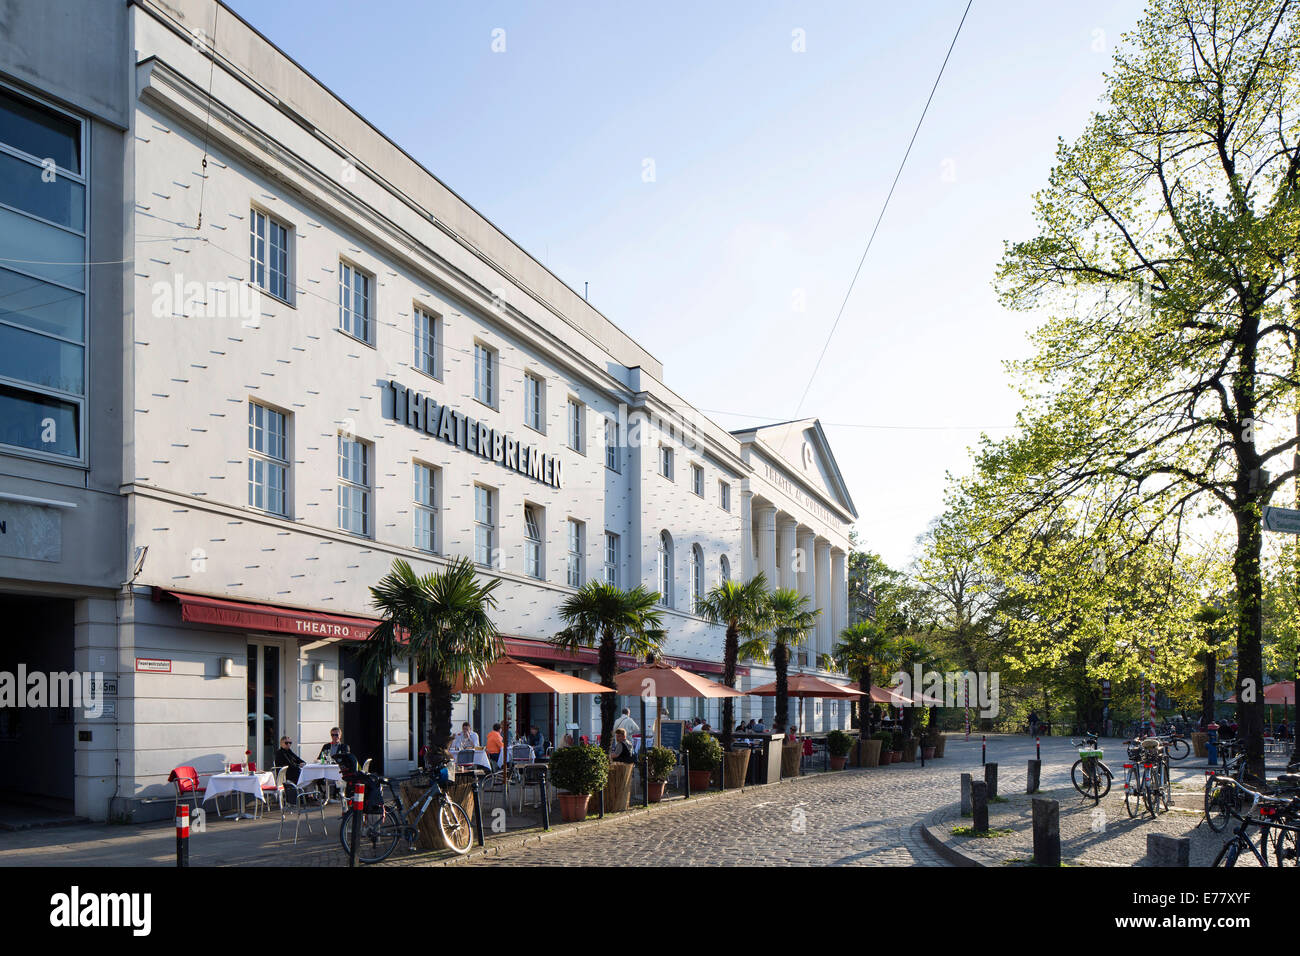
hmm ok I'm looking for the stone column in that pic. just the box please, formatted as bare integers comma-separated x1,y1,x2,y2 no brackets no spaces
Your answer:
830,549,847,650
740,489,754,580
815,540,831,661
755,502,777,588
796,528,816,666
777,515,798,591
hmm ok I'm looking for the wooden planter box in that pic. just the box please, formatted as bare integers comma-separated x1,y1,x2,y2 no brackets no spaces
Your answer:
901,738,918,762
858,738,882,767
723,749,750,789
934,735,947,758
1192,732,1208,758
781,743,802,778
604,762,635,812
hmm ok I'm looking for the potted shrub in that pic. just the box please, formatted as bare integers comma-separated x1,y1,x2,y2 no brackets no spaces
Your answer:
872,730,893,764
684,730,723,791
548,744,609,822
922,728,938,760
645,746,677,803
826,730,852,770
890,730,904,763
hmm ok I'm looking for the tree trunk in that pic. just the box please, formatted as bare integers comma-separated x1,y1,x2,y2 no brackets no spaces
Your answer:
1233,511,1267,781
599,628,617,750
721,621,738,750
774,641,790,732
1202,651,1216,726
428,669,454,768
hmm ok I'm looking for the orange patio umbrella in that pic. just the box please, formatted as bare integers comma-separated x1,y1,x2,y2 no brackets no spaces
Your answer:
847,681,915,707
748,673,865,733
395,656,612,696
612,660,748,699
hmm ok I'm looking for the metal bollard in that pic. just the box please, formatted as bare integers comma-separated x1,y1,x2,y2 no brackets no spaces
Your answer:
598,788,605,819
539,766,551,831
1036,736,1041,761
348,784,363,868
176,804,189,868
683,750,691,799
470,771,486,846
982,735,987,766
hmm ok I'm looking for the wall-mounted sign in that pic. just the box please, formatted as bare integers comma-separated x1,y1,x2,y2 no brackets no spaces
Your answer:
385,380,563,488
135,658,171,673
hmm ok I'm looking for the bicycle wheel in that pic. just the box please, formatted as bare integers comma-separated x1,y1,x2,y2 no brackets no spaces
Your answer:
1070,759,1091,796
1212,838,1242,867
437,799,473,854
1273,827,1298,866
1125,767,1141,818
1204,778,1234,833
1142,768,1158,818
1093,762,1112,800
1168,738,1189,760
339,805,401,863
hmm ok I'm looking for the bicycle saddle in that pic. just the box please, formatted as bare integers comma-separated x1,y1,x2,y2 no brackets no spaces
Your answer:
1275,773,1300,786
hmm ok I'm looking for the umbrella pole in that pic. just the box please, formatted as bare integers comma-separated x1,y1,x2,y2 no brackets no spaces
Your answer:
641,695,649,808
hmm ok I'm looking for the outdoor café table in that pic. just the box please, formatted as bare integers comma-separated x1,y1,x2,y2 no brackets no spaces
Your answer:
454,748,493,771
203,771,272,820
296,762,344,788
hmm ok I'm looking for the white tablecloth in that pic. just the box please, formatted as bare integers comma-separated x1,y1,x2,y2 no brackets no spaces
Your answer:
203,771,274,803
296,763,343,786
453,749,493,770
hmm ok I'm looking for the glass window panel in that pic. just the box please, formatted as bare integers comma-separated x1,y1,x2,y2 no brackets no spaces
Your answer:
0,266,82,340
0,322,82,394
0,151,84,230
0,381,78,457
0,204,84,289
0,87,80,173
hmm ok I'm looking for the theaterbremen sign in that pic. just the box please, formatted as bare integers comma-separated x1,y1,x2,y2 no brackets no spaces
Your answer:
385,380,564,489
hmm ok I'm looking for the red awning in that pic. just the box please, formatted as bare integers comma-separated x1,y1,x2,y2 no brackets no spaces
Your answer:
153,588,379,641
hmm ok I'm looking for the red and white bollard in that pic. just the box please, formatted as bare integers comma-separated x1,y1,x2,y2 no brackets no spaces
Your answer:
348,783,364,868
175,804,189,868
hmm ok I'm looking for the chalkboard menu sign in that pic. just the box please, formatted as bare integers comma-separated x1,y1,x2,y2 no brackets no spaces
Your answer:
659,720,685,752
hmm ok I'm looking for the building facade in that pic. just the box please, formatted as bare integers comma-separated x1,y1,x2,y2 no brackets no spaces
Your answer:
0,0,856,823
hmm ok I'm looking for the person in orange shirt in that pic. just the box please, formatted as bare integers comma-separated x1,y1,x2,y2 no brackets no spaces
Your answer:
485,723,504,770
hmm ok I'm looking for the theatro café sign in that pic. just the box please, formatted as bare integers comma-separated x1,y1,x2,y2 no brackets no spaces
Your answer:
385,380,563,489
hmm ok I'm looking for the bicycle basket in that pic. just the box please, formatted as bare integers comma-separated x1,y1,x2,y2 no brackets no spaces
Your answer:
1077,748,1104,759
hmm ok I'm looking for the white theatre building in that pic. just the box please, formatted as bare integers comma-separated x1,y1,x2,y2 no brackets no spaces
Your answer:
0,0,857,822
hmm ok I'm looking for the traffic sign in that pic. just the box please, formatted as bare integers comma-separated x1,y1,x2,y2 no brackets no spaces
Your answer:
1263,506,1300,534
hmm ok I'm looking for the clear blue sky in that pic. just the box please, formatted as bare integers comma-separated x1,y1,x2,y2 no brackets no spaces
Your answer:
225,0,1147,569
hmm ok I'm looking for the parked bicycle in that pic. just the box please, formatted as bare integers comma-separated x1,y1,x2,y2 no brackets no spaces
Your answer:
1123,737,1171,818
1203,747,1248,832
1210,777,1300,867
1071,735,1112,803
339,771,473,863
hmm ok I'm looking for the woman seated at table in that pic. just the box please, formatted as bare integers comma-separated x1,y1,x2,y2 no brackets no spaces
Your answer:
609,727,637,764
274,735,305,784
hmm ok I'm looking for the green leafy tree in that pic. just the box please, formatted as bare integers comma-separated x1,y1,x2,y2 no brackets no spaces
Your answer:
991,0,1300,775
833,621,896,727
551,582,665,748
697,572,772,749
359,557,502,768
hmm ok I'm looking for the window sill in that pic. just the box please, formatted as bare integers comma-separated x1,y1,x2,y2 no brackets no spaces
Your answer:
336,326,376,349
248,280,296,310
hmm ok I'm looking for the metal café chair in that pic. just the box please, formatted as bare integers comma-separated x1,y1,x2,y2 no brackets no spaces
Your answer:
279,777,328,844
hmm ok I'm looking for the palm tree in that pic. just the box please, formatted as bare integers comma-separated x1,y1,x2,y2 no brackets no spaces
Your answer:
891,636,932,742
765,589,819,734
359,557,502,768
698,572,772,750
551,582,665,748
833,621,895,728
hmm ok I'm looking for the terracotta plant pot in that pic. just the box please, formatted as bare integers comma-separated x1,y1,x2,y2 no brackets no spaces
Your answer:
890,750,903,763
830,756,848,770
689,769,714,792
878,749,892,765
859,738,881,767
647,780,667,803
922,746,936,760
934,735,947,758
557,793,589,823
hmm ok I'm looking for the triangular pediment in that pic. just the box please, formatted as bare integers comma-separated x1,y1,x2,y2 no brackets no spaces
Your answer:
732,419,857,519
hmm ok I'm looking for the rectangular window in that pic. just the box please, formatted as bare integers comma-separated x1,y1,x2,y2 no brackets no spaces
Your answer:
413,307,440,378
413,462,438,552
567,519,584,588
659,446,674,481
338,261,372,343
719,480,731,512
474,343,496,406
604,532,619,587
524,504,543,579
604,418,620,472
691,463,704,497
524,372,543,431
249,209,290,302
474,485,496,566
337,434,371,536
567,399,584,453
0,85,86,461
248,402,288,516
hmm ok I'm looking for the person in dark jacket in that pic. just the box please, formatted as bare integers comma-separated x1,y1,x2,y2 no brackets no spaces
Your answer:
610,728,637,764
274,736,305,784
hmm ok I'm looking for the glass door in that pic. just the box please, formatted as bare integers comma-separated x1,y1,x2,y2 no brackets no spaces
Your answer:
246,641,282,770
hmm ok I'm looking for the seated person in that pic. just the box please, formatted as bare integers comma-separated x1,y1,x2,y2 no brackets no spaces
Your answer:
754,719,767,733
525,724,547,756
273,735,305,784
451,722,480,752
485,723,504,768
318,727,349,761
609,728,637,764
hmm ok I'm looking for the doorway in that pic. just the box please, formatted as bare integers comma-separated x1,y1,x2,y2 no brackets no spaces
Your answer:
339,644,383,773
246,641,283,771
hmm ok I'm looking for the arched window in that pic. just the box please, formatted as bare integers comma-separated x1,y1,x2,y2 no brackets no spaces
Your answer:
658,531,673,607
691,545,704,611
720,554,731,582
